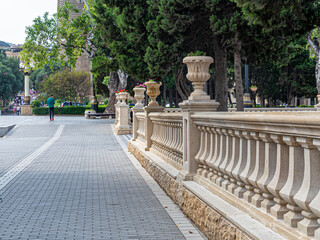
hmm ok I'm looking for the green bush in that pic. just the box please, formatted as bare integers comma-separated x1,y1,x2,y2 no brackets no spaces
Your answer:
33,106,86,115
33,106,107,115
104,98,109,105
31,100,42,108
33,107,49,115
298,105,314,108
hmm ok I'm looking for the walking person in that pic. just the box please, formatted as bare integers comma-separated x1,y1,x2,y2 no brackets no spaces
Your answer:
46,95,55,121
16,105,21,115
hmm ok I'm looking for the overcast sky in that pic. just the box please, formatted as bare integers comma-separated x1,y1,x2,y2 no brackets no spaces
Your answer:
0,0,57,44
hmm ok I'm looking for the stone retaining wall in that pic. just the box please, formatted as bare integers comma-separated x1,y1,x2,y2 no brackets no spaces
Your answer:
129,141,252,240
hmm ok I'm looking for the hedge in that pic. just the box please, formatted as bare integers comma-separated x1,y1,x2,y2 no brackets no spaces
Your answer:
32,106,106,115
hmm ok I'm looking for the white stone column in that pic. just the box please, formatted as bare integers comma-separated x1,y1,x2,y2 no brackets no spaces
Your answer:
249,132,265,208
24,74,30,104
309,139,320,239
280,136,304,227
225,130,240,193
294,137,320,236
241,131,256,203
257,133,277,213
232,130,248,198
268,134,289,219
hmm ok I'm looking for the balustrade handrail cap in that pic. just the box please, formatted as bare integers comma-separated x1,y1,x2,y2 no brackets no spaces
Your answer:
191,111,320,126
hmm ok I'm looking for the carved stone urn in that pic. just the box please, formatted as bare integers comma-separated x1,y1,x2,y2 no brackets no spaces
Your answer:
133,87,146,108
144,81,162,107
115,93,121,104
183,56,213,101
118,92,128,105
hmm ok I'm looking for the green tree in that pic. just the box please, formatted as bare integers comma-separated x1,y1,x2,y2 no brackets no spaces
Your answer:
0,51,24,106
308,28,320,92
39,69,91,103
30,62,62,90
20,1,102,110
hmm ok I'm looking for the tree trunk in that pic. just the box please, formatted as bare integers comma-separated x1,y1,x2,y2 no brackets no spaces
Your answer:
175,89,179,107
163,82,167,107
169,89,173,107
209,73,214,100
317,54,320,92
214,38,228,111
180,68,191,97
105,70,128,113
308,32,320,92
175,68,187,100
234,32,244,111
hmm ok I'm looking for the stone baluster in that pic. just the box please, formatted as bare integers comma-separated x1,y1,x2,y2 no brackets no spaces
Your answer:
294,137,320,236
199,127,211,178
232,130,248,198
195,126,206,175
205,127,216,181
201,127,212,177
268,134,289,219
218,129,233,188
240,131,256,203
248,132,265,208
213,128,227,185
224,130,240,193
309,139,320,239
257,133,277,213
280,136,304,227
178,124,184,165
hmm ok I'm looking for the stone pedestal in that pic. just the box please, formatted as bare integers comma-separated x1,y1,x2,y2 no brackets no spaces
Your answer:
114,93,132,135
20,105,32,116
243,93,252,108
315,95,320,111
179,100,219,181
144,106,164,150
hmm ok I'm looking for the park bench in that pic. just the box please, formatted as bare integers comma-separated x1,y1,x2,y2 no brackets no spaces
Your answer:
85,111,115,119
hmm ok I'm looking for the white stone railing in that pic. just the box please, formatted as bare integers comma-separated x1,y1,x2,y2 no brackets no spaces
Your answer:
228,107,316,112
135,112,146,143
164,108,182,113
149,112,183,169
191,111,320,238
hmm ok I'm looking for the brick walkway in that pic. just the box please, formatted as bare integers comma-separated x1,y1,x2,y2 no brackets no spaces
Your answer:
0,116,205,240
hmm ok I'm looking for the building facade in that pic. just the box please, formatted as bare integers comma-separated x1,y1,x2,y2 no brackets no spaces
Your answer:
57,0,91,73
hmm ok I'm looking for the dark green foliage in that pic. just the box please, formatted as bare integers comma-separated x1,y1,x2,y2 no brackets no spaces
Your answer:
31,100,42,108
0,51,24,105
30,63,63,90
93,0,151,82
32,106,105,115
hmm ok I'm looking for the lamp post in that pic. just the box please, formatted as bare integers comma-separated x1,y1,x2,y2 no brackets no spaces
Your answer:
19,62,34,115
250,86,258,107
19,62,34,105
243,64,252,108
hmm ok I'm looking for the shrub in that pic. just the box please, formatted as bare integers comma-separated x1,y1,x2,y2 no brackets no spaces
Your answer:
298,105,314,108
33,107,49,115
33,106,107,115
31,100,42,108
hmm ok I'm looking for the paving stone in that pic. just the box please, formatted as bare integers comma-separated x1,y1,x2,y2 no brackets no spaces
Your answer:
0,116,186,240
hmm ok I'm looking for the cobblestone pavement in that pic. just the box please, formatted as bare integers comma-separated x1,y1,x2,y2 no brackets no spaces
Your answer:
0,116,204,240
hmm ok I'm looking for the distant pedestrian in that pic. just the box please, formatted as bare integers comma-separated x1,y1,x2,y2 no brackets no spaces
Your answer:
46,95,55,121
16,105,20,115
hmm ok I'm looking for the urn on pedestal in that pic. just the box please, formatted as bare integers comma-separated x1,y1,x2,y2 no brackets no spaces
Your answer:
183,56,213,101
133,86,146,108
144,81,162,107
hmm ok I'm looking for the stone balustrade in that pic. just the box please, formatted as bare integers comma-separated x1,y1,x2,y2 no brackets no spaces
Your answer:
130,109,320,239
128,55,320,239
149,112,183,169
134,112,146,143
228,107,316,112
191,111,320,238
